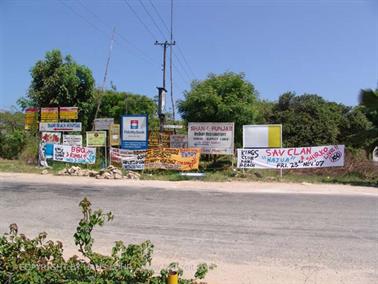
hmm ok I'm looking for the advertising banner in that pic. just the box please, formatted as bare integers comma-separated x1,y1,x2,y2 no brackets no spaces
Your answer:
110,147,146,170
144,148,201,171
39,122,82,132
121,115,148,150
63,135,82,146
41,132,61,143
94,118,114,131
109,124,120,146
237,145,345,169
41,107,59,122
25,107,38,130
53,145,96,164
188,122,234,155
86,131,107,147
148,131,171,148
243,125,282,148
60,107,78,120
170,134,188,148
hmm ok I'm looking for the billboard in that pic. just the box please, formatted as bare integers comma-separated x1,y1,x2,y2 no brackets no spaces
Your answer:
110,148,146,170
41,132,61,143
86,131,107,147
53,145,96,164
243,125,282,148
63,135,82,146
60,107,78,120
40,107,59,122
121,115,148,150
188,122,234,155
39,122,82,132
144,148,201,171
237,145,345,169
94,118,114,131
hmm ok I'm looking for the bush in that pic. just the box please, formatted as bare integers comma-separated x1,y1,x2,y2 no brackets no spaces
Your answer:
0,198,215,283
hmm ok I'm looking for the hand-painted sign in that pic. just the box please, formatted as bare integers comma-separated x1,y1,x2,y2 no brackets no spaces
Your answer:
63,134,82,146
144,148,201,171
170,134,188,148
24,108,39,130
148,131,171,148
41,107,59,122
53,145,96,164
86,131,107,147
188,122,234,155
109,124,120,146
121,115,148,150
110,147,146,170
243,125,282,148
41,132,61,143
39,122,82,132
94,118,114,131
237,145,345,169
60,107,78,120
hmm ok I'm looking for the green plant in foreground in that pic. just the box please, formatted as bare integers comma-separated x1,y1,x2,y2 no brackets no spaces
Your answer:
0,198,215,283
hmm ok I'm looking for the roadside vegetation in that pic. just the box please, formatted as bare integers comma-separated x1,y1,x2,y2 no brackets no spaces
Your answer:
0,198,215,283
0,49,377,187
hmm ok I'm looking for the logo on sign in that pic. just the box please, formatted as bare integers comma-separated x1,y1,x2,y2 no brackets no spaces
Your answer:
130,120,138,129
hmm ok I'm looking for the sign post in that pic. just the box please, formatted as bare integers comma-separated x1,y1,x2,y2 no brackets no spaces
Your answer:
121,115,148,150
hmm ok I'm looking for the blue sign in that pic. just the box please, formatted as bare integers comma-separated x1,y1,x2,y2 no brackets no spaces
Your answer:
121,115,148,150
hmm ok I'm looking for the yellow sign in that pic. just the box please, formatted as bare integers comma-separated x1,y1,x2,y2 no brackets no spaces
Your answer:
148,131,171,148
145,148,201,171
109,124,120,146
41,107,59,122
24,108,38,130
60,107,78,120
86,131,107,147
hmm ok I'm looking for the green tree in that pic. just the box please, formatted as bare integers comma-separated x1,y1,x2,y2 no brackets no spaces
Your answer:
97,89,158,128
178,72,259,146
0,110,25,159
268,92,373,148
18,49,95,130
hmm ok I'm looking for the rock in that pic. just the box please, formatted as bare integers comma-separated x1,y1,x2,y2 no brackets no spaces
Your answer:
113,172,123,179
126,171,140,180
41,169,49,175
103,172,113,179
95,174,104,179
89,170,98,177
57,169,67,176
254,172,263,178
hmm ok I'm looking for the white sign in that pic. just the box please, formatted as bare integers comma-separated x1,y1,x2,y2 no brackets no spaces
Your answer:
243,125,282,148
53,144,96,164
94,118,114,130
39,122,82,132
237,145,345,169
170,134,188,148
63,135,82,146
188,122,234,155
373,147,378,162
121,115,148,150
164,124,183,129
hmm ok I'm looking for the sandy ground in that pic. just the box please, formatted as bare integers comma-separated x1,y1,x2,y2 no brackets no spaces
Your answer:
0,172,377,284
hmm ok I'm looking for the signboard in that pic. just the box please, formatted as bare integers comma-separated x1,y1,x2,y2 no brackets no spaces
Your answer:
237,145,345,169
60,107,78,120
164,124,183,129
188,122,234,155
110,148,146,170
63,134,82,146
24,108,38,130
121,115,148,150
94,118,114,131
145,148,201,171
53,144,96,164
86,131,107,147
243,124,282,148
170,134,188,148
148,131,171,148
373,147,378,162
43,143,54,159
40,107,59,122
39,122,82,132
109,124,120,146
41,132,61,143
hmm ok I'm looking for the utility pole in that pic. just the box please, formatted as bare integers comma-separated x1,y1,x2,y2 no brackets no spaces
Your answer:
155,40,175,139
169,0,175,122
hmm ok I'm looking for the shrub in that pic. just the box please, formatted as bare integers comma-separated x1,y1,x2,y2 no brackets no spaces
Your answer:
0,198,215,283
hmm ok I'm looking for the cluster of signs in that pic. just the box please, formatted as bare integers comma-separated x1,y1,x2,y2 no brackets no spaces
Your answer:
25,107,78,129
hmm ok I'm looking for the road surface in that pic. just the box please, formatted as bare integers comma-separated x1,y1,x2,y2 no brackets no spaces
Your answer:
0,173,377,283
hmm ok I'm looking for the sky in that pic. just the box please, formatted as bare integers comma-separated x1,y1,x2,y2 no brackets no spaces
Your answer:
0,0,377,111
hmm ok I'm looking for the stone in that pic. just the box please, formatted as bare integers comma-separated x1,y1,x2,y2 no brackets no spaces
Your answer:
41,169,49,175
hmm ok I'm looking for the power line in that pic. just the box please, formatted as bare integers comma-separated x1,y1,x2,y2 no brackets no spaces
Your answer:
138,0,168,40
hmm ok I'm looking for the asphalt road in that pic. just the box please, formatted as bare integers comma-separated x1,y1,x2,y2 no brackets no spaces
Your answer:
0,179,377,283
